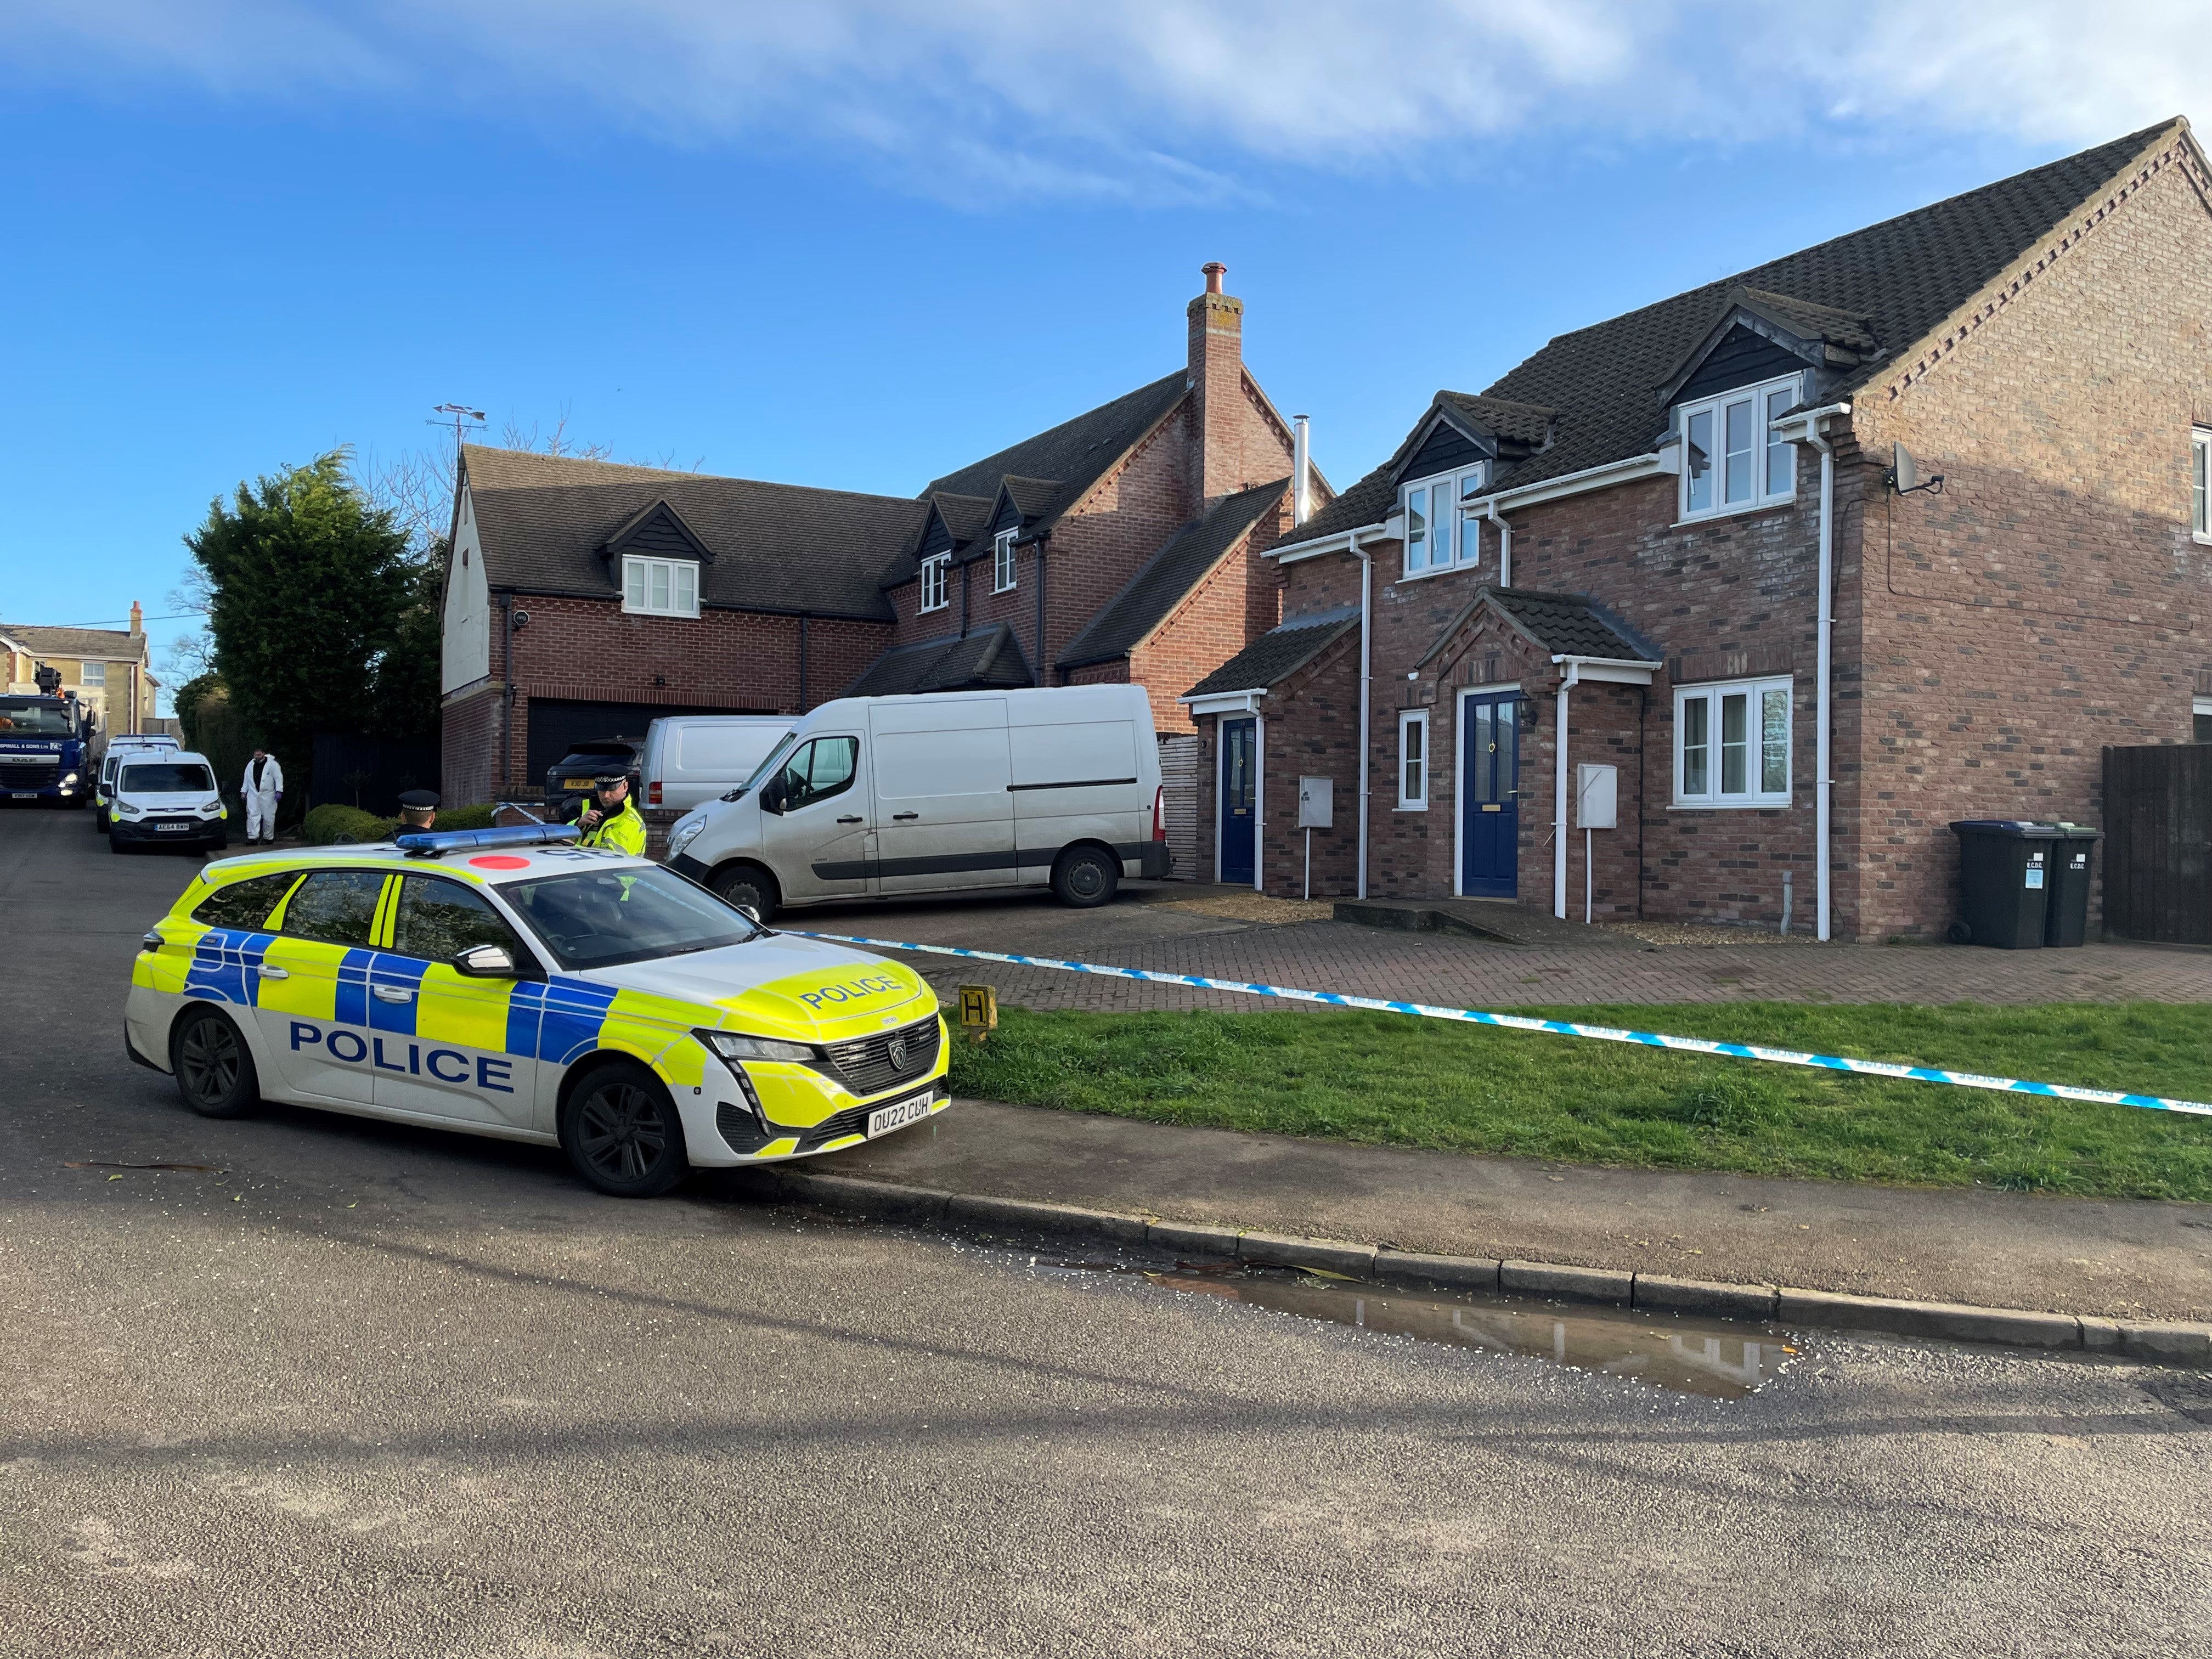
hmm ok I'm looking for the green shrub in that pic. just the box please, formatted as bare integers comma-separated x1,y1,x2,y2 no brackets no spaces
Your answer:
302,803,393,845
436,803,498,831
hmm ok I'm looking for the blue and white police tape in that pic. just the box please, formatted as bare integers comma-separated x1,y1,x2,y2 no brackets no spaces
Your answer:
786,931,2212,1119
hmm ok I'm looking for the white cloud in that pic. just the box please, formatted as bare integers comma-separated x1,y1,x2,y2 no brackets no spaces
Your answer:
3,1,2204,201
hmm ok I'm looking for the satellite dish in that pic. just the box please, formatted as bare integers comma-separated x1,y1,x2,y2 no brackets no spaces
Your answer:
1886,441,1945,497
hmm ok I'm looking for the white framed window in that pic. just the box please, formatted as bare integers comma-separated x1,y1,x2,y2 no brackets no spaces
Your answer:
919,554,950,613
1397,709,1429,809
992,528,1018,592
79,661,105,687
1400,463,1487,579
1675,677,1792,807
2192,428,2209,540
622,556,699,617
1679,374,1801,521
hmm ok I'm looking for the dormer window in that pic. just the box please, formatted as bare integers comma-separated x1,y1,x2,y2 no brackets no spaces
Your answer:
992,529,1018,594
1400,464,1487,579
1679,374,1800,521
919,553,950,614
623,556,698,618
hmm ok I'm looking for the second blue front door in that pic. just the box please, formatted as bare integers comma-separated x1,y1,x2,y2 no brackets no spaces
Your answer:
1460,693,1520,898
1220,718,1256,884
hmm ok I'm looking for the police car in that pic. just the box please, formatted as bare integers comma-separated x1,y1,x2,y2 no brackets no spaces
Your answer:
125,824,950,1197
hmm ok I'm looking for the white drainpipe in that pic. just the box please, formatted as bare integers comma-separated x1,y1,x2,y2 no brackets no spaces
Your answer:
1799,403,1848,943
1293,415,1312,527
1553,658,1579,919
1483,500,1513,587
1355,535,1373,900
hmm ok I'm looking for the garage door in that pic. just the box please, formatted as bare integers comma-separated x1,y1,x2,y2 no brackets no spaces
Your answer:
525,699,770,797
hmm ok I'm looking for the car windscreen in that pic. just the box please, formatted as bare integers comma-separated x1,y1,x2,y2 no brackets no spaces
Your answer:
731,731,798,795
121,763,216,793
0,701,74,736
500,865,761,970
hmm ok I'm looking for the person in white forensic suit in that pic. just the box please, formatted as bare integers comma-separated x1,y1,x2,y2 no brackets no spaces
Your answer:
241,748,284,844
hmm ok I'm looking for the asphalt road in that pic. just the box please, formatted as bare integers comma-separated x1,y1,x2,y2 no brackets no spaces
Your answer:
3,805,2208,1658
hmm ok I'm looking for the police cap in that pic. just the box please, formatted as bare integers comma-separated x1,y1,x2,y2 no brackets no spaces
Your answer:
591,769,630,786
397,789,441,809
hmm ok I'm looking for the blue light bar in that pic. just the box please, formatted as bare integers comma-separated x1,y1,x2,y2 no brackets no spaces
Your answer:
395,823,582,856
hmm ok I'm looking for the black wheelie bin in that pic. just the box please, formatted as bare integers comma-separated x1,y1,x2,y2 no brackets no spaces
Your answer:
1948,820,2063,949
2040,824,2101,947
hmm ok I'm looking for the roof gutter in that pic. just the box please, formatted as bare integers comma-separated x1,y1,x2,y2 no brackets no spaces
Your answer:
1770,400,1852,944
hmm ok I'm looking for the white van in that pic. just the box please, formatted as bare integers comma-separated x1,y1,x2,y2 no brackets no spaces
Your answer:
93,734,183,831
639,715,792,812
106,748,228,855
663,686,1167,918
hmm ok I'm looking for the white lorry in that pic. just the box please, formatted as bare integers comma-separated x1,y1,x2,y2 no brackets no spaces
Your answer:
663,685,1167,919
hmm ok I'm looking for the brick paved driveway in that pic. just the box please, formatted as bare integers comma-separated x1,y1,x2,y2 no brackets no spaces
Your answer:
779,884,2212,1012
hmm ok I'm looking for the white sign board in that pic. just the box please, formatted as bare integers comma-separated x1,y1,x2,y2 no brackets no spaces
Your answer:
1297,775,1334,830
1576,763,1617,830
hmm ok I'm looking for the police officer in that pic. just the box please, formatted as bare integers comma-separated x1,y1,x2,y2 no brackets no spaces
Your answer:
573,769,646,855
396,789,439,832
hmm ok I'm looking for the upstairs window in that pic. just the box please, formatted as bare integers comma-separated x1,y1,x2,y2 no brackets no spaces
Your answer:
1679,374,1799,521
1400,464,1487,579
623,556,698,618
79,661,105,687
1675,677,1792,808
919,554,950,613
992,529,1018,593
2193,428,2209,540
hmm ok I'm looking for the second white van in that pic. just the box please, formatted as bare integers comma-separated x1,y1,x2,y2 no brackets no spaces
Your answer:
663,686,1167,918
639,714,792,811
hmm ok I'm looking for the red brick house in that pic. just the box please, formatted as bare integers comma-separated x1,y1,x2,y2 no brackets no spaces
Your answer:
441,265,1327,808
1184,120,2212,940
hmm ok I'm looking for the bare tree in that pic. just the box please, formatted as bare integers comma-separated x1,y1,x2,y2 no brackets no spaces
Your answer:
499,408,613,462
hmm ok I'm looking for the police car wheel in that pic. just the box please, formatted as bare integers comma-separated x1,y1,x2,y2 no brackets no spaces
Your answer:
561,1062,690,1198
171,1007,260,1119
707,862,779,923
1050,845,1119,908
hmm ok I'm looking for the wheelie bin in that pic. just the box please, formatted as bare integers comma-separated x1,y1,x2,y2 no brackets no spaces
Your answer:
1948,820,2062,948
2040,825,2101,947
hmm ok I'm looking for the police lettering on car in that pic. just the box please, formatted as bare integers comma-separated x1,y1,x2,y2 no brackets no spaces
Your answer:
126,822,950,1197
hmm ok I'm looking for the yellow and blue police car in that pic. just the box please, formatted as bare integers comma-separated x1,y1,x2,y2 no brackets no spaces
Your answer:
125,823,950,1196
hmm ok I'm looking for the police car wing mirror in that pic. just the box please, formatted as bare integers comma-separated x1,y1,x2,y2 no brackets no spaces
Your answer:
453,944,518,979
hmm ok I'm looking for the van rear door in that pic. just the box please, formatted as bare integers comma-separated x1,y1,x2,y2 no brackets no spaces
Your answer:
868,699,1014,894
1009,703,1144,881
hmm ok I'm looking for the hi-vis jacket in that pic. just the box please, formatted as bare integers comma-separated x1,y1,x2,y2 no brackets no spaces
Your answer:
577,798,646,856
125,840,950,1164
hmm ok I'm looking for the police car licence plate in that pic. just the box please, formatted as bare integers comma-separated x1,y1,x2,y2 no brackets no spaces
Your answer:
867,1092,935,1138
155,821,191,833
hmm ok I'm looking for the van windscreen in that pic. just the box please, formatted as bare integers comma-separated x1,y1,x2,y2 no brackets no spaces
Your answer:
122,763,216,793
734,732,798,794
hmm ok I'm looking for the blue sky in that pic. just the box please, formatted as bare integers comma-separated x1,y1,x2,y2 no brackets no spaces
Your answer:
0,2,2199,706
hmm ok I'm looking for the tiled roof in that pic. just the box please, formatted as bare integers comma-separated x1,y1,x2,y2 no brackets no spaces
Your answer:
1280,120,2181,543
462,447,928,620
932,492,995,545
1183,605,1359,699
1000,476,1066,526
1412,586,1657,669
1058,480,1288,671
1437,393,1558,447
922,371,1188,524
1483,120,2178,489
5,625,152,662
842,623,1035,698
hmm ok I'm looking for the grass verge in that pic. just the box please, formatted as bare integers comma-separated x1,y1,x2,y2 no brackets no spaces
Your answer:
945,1002,2212,1201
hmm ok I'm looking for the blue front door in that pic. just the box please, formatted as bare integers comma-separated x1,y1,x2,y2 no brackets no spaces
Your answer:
1220,718,1256,884
1460,693,1520,898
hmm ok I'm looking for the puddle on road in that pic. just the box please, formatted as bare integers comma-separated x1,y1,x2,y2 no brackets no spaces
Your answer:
1049,1260,1797,1400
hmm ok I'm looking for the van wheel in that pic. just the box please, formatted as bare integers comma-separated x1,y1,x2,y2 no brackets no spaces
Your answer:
708,862,779,922
1051,845,1120,908
109,832,131,855
170,1007,260,1119
561,1061,690,1198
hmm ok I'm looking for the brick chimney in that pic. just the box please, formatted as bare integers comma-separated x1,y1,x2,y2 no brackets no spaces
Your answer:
128,600,143,636
1187,261,1245,509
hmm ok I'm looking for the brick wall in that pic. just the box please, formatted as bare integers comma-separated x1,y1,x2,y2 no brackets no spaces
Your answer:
1130,492,1289,735
1846,138,2212,937
443,594,891,803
